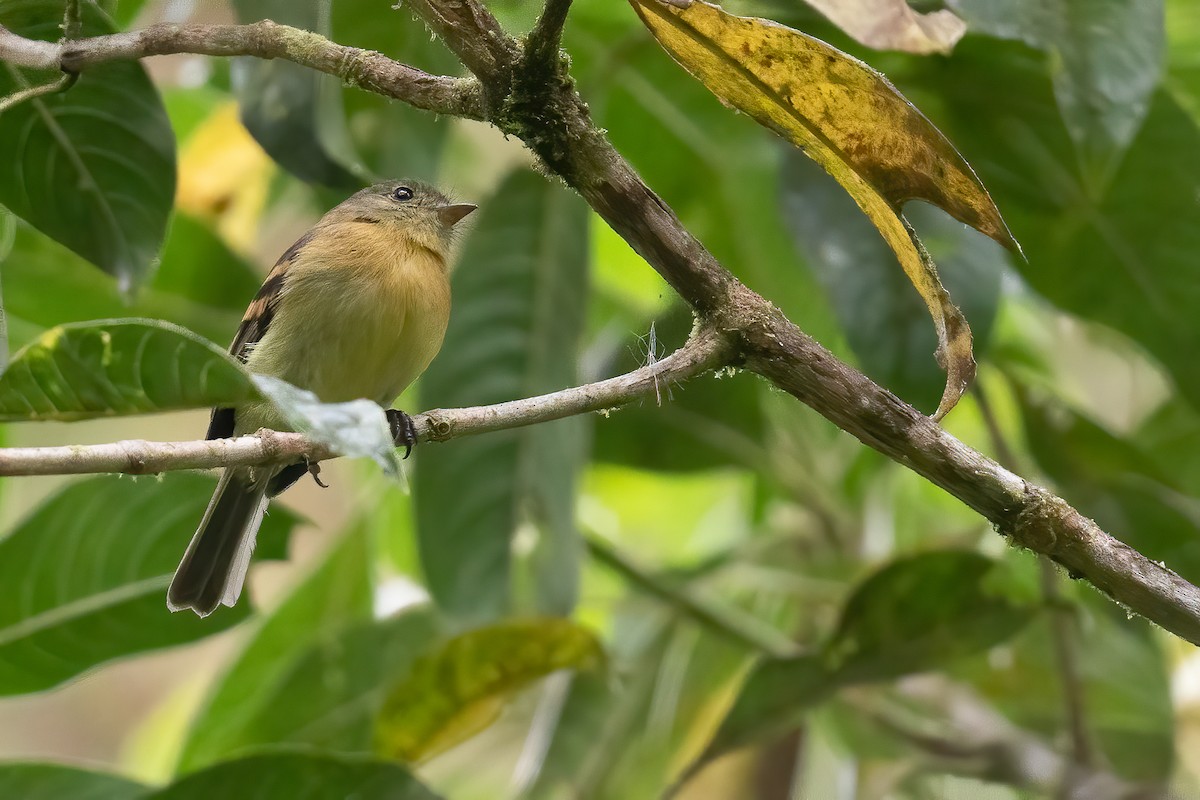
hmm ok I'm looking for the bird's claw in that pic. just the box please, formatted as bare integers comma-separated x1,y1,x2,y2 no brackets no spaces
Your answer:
308,461,329,488
386,409,418,459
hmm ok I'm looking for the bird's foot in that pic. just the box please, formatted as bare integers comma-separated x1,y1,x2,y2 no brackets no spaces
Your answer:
386,409,418,459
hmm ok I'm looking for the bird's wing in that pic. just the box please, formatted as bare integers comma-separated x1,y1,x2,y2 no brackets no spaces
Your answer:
205,228,315,441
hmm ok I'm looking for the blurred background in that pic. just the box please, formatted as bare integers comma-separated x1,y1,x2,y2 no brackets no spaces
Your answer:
0,0,1199,797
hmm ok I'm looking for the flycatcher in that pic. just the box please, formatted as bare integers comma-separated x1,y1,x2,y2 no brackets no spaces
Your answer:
167,180,476,617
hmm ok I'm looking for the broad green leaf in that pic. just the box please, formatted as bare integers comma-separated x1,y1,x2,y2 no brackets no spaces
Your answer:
0,0,175,289
701,655,834,758
949,0,1164,165
0,320,253,422
0,763,145,800
1017,391,1200,586
960,595,1174,781
97,0,150,29
232,0,364,188
0,475,297,695
1,218,251,351
1136,398,1200,498
332,0,459,179
417,170,589,621
802,0,965,54
253,375,402,479
375,618,603,762
152,214,262,316
592,304,768,472
699,551,1031,766
629,0,1019,419
825,551,1032,682
781,153,1004,413
151,752,440,800
901,40,1200,412
231,608,443,754
1168,0,1200,122
177,526,373,773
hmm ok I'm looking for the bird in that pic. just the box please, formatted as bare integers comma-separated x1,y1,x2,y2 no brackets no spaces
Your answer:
167,180,476,617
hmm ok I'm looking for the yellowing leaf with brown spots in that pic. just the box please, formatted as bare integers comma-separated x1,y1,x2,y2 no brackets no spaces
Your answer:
374,618,603,763
629,0,1020,418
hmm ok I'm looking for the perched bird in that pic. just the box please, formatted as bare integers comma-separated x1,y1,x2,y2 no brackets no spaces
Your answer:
167,181,476,617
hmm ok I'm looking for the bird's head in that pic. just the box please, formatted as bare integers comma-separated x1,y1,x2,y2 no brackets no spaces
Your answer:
329,180,477,255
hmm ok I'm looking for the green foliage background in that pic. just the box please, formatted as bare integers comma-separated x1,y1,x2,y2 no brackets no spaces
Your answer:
0,0,1197,797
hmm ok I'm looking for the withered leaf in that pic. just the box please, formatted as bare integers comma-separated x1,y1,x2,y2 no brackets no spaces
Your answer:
630,0,1020,418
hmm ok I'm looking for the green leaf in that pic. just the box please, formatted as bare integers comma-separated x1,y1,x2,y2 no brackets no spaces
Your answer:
331,0,459,180
1017,391,1200,585
176,526,374,773
960,595,1175,781
1,218,251,351
151,214,263,316
0,475,297,696
629,0,1019,418
0,763,145,800
151,752,441,800
1168,0,1200,123
97,0,150,29
0,320,254,422
825,550,1032,682
417,170,590,621
253,375,402,479
702,655,835,758
230,608,443,754
1136,397,1200,497
0,0,175,289
700,551,1031,766
948,0,1164,164
231,0,364,188
781,153,1005,414
375,617,603,762
902,40,1200,411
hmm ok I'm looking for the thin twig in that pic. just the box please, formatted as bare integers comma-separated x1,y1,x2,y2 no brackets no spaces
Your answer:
0,330,729,476
584,531,802,659
526,0,573,71
62,0,82,41
0,69,75,114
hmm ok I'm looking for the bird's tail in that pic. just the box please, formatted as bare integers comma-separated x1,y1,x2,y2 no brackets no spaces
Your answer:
167,468,270,617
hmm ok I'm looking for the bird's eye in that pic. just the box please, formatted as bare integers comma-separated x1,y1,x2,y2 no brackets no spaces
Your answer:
392,186,414,202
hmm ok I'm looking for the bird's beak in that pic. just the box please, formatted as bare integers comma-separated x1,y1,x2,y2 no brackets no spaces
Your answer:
437,203,478,227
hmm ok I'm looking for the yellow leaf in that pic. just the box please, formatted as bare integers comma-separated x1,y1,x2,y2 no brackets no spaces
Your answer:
375,618,603,763
629,0,1020,418
176,102,273,254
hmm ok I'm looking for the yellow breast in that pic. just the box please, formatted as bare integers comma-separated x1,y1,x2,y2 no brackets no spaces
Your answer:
238,222,451,431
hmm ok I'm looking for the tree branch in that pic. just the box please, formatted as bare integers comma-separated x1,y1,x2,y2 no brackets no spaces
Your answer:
526,0,574,72
0,329,729,477
2,4,1200,647
0,22,484,119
